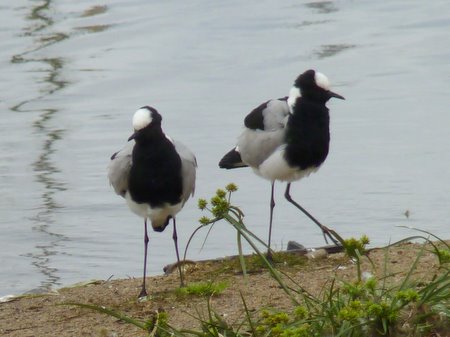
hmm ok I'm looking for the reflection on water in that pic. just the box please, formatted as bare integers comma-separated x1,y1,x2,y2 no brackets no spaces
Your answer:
75,24,111,34
33,127,66,210
305,1,339,14
314,44,356,59
80,5,108,17
11,0,68,293
78,5,111,32
288,20,331,29
9,1,111,293
28,126,66,292
24,0,52,34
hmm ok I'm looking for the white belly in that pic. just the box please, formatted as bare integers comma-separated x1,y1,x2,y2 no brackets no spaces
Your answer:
125,191,183,228
257,146,320,182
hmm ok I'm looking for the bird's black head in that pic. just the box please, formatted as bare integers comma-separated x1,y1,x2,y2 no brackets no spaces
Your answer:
290,69,344,105
128,106,163,141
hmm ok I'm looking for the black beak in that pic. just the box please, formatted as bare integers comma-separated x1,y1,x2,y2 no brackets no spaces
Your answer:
128,132,137,141
328,90,345,100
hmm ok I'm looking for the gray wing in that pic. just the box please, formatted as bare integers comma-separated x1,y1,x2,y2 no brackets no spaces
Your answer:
174,140,197,205
237,98,290,168
108,141,133,197
244,97,289,131
261,97,290,131
237,128,286,168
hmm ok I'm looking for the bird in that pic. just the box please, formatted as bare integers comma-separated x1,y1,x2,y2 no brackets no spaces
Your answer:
108,106,197,298
219,69,344,259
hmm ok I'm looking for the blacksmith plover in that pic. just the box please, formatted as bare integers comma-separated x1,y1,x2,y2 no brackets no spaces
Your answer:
219,69,344,258
108,106,197,297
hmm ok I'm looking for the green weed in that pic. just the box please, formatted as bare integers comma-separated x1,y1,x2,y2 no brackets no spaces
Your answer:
175,280,228,298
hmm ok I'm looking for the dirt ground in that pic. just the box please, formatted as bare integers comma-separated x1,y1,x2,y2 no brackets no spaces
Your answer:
0,240,448,337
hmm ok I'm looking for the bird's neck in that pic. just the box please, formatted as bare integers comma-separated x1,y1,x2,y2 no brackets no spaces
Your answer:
287,99,330,134
135,126,166,144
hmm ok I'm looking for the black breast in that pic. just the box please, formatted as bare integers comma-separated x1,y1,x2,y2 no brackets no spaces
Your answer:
284,99,330,170
128,138,182,207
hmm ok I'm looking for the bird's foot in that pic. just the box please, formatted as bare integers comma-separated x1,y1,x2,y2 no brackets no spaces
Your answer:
320,225,341,246
138,287,148,300
265,250,275,263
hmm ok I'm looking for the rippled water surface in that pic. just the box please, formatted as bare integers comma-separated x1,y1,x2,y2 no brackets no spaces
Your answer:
1,0,449,297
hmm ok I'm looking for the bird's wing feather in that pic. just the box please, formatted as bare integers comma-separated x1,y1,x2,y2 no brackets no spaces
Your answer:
237,128,285,168
174,140,197,204
244,97,289,131
237,97,290,168
244,101,268,130
108,141,133,197
261,97,289,131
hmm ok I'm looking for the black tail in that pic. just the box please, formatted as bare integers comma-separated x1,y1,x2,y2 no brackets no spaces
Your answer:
219,148,248,169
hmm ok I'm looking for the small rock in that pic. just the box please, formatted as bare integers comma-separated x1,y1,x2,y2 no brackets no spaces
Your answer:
287,241,305,251
362,271,374,280
306,249,328,260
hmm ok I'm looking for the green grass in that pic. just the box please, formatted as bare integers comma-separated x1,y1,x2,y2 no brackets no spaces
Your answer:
434,248,450,265
216,251,307,275
175,280,228,298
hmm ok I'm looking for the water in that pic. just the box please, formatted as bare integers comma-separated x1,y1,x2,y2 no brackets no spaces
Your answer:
1,0,449,297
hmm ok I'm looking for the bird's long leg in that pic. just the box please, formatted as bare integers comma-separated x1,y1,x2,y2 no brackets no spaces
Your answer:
172,218,185,287
284,183,340,245
138,219,149,298
266,181,276,260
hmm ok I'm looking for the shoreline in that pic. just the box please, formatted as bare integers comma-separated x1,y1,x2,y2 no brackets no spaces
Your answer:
0,242,344,302
1,239,448,336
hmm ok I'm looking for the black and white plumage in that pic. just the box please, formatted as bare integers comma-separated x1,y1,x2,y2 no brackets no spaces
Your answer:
108,106,197,297
219,69,344,257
